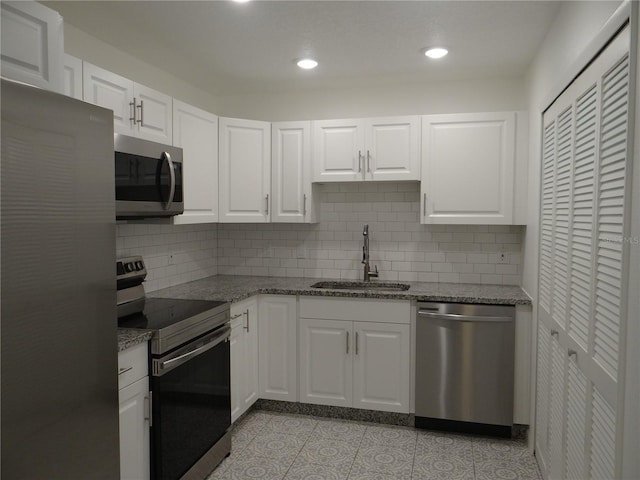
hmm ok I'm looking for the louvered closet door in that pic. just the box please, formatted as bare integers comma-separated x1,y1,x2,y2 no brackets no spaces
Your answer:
536,25,631,480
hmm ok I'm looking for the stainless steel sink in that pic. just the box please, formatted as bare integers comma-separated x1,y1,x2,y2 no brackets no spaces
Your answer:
310,281,410,291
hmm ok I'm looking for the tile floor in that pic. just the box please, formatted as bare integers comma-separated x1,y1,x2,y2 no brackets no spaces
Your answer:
207,410,542,480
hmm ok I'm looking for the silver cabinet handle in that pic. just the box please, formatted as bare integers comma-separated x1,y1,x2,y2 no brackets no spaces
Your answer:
162,152,176,211
423,193,427,216
303,194,307,216
417,311,513,322
118,366,133,375
346,331,349,354
129,97,137,125
230,313,244,320
137,99,144,126
568,349,577,359
355,331,359,355
367,150,371,172
145,391,152,427
551,329,559,338
244,309,250,332
265,194,269,215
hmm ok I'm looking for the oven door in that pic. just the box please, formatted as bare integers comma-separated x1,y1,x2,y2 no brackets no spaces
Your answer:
115,134,184,218
150,325,231,480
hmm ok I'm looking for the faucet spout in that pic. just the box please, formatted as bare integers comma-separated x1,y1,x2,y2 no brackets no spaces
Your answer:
361,224,379,281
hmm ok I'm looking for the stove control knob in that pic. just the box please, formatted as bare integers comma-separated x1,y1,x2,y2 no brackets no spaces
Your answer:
135,261,144,270
125,262,135,273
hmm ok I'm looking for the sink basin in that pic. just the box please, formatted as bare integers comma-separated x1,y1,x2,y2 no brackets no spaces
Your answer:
310,281,410,291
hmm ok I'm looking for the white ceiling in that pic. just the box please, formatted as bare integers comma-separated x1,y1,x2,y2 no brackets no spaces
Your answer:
46,0,562,95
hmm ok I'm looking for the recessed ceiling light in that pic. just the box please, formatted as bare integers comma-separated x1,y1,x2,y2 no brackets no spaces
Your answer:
424,48,448,59
296,58,318,70
232,0,251,3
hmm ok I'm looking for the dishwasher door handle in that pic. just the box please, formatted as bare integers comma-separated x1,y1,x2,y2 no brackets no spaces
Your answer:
417,311,513,322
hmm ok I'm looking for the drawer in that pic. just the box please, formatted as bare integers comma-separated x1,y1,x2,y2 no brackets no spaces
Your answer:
299,296,410,324
118,342,148,390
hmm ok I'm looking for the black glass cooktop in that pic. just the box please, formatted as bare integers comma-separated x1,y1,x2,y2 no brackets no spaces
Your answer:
118,297,227,331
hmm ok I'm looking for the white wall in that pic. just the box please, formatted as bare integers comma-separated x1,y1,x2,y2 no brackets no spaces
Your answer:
218,76,526,121
63,24,221,114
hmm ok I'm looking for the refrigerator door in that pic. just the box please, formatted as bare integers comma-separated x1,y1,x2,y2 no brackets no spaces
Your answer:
1,79,119,479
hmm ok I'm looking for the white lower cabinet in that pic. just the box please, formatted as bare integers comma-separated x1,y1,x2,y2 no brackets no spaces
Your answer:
230,296,259,423
299,297,411,413
118,342,150,480
258,295,298,402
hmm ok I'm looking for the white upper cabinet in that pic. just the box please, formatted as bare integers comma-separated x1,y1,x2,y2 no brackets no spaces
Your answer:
364,116,421,181
0,1,63,93
219,117,271,223
271,121,317,223
63,54,83,100
172,100,219,224
313,116,420,182
83,62,172,144
420,111,517,224
313,118,364,182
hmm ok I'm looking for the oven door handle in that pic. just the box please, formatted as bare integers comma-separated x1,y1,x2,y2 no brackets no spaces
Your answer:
155,326,230,375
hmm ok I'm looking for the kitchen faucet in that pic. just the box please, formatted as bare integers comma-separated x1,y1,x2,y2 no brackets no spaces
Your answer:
362,224,379,281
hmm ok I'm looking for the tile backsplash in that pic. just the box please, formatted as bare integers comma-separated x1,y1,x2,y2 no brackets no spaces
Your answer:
116,223,218,292
117,182,523,292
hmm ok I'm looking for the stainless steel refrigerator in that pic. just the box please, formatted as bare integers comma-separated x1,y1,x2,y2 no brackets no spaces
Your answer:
1,78,120,479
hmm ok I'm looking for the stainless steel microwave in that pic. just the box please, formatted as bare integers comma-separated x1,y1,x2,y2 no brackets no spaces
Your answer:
115,134,184,219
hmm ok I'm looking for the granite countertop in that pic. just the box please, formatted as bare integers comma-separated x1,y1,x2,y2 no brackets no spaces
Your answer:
118,328,153,352
149,275,532,306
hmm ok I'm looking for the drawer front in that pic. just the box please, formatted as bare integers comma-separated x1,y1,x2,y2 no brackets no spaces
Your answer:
118,342,148,390
299,296,410,324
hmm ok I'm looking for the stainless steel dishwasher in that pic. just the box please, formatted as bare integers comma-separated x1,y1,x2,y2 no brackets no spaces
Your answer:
415,302,515,437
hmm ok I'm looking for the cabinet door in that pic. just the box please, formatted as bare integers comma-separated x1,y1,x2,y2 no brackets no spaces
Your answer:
133,83,172,144
63,54,83,100
272,122,315,223
229,318,244,423
119,377,150,480
313,119,364,182
172,100,218,224
259,295,298,402
352,322,410,413
0,1,63,93
421,112,515,224
365,116,420,181
83,62,134,135
230,297,259,423
219,117,271,222
299,318,352,407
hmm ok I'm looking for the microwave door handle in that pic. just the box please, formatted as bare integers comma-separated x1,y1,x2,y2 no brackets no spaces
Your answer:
162,152,176,211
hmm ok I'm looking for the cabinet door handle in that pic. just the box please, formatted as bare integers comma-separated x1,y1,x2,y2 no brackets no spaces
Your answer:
355,331,359,355
367,150,371,172
346,331,349,354
303,194,307,216
423,193,427,217
129,97,137,125
118,366,133,375
265,194,269,215
358,151,362,172
568,349,577,360
137,99,144,126
244,309,250,332
551,329,559,338
145,391,153,427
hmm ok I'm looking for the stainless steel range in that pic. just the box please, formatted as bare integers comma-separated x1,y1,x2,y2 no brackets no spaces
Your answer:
117,256,231,480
